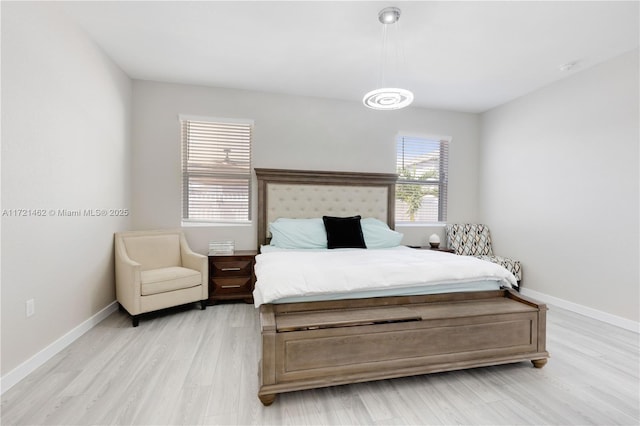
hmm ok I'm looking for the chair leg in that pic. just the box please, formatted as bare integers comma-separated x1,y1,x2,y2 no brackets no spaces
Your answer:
118,303,139,327
200,300,207,310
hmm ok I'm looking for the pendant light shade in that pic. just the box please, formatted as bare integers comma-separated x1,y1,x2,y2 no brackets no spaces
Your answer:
363,88,414,110
363,7,413,110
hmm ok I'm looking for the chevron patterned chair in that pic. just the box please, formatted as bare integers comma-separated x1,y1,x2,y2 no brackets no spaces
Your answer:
445,224,521,290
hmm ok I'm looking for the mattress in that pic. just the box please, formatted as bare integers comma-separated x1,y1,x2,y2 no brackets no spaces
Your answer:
254,246,517,306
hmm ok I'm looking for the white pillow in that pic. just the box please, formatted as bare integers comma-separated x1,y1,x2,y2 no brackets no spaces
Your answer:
361,218,404,248
269,218,328,249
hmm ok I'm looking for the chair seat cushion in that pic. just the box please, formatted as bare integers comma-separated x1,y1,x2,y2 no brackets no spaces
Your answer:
475,255,522,282
141,266,202,296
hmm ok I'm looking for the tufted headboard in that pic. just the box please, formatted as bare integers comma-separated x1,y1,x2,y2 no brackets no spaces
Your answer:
255,168,398,246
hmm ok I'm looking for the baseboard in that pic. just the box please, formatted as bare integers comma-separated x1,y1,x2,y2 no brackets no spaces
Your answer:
521,288,640,333
0,301,119,395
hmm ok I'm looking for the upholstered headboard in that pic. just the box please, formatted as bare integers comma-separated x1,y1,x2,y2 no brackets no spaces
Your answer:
255,168,398,246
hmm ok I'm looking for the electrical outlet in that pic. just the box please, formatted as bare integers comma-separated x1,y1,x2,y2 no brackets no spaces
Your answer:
26,299,35,317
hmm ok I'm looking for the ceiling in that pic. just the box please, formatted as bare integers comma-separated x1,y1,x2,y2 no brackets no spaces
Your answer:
59,1,639,113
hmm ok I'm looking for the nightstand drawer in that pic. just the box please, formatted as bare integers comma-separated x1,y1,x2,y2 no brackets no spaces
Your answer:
212,277,252,294
208,250,257,305
211,260,252,277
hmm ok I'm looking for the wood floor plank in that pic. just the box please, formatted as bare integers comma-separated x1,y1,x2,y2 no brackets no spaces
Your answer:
2,302,638,425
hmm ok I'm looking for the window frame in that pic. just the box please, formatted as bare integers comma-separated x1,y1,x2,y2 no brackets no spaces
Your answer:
394,133,450,225
179,114,253,226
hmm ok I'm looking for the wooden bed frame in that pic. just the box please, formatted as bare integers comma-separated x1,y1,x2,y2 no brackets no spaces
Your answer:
254,168,548,406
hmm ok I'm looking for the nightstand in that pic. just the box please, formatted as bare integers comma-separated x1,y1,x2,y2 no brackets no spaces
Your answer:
429,247,455,253
407,245,455,253
208,250,258,305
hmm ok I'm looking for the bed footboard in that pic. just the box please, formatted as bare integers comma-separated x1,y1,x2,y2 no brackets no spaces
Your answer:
258,289,548,405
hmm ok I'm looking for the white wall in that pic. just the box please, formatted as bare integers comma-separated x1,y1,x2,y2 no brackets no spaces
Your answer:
1,2,132,376
480,49,639,322
132,80,481,250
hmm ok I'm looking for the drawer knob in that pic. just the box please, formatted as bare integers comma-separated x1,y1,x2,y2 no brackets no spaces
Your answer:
221,284,242,289
221,267,242,272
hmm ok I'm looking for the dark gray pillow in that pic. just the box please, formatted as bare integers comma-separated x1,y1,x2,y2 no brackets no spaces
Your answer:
322,215,367,249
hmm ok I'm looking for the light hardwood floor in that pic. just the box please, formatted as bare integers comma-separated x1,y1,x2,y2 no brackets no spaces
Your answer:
2,302,639,425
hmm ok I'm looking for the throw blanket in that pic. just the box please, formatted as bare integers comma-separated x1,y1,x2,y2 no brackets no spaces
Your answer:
253,246,517,306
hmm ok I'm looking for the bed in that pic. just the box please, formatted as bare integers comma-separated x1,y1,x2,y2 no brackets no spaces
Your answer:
254,168,548,406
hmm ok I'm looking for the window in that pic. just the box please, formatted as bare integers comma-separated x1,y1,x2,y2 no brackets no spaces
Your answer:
180,115,253,224
395,135,449,223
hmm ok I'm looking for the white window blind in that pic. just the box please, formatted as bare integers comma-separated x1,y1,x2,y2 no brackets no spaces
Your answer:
395,136,449,223
181,116,253,223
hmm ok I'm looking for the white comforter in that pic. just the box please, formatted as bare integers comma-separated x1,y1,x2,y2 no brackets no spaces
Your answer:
253,246,517,306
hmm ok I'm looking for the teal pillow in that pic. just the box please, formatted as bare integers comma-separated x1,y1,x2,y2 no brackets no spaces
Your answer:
361,218,404,248
269,218,328,249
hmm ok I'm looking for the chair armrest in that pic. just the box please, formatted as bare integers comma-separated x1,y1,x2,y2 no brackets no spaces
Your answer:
180,238,206,272
180,235,209,299
114,234,142,314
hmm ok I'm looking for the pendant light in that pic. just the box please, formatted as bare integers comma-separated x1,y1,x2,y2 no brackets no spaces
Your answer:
363,7,414,110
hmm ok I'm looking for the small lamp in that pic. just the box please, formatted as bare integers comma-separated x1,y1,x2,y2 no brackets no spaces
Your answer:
428,233,440,248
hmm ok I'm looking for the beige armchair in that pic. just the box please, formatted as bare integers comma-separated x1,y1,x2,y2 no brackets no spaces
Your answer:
114,229,208,326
